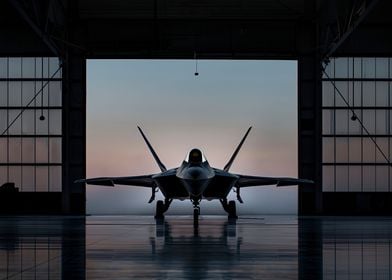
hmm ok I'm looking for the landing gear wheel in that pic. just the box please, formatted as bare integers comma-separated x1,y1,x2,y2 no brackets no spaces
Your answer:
155,200,165,219
193,208,200,228
228,200,238,220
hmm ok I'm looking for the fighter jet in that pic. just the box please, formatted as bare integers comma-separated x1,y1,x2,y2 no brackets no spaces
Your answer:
76,127,313,226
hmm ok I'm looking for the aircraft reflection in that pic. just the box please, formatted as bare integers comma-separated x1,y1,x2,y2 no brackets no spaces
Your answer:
2,216,392,279
86,216,298,279
150,220,242,279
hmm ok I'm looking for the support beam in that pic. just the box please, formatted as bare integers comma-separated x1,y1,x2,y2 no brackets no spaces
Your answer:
61,54,86,214
298,0,323,215
60,0,86,214
298,56,323,215
7,0,60,56
322,0,380,61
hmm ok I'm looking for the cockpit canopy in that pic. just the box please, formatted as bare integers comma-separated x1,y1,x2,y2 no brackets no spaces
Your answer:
185,148,207,164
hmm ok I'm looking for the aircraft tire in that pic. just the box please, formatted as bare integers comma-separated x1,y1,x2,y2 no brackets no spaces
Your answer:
155,200,165,219
228,200,238,219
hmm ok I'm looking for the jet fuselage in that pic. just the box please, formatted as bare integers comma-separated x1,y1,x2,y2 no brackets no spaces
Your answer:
176,160,215,198
152,150,239,202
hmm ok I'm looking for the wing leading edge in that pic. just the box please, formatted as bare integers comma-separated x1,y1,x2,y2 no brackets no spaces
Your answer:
236,175,313,188
75,175,156,188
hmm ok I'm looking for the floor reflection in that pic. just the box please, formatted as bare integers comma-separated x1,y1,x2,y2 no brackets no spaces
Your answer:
2,216,392,279
320,217,392,280
0,216,85,280
86,216,298,279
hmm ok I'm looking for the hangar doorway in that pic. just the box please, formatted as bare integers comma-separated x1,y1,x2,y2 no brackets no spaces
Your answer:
85,60,298,215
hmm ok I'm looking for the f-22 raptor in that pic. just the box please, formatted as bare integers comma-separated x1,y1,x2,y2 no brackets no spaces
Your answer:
76,127,313,226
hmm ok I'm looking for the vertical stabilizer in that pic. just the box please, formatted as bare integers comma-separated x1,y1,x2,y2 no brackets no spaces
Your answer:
137,126,167,172
223,127,252,172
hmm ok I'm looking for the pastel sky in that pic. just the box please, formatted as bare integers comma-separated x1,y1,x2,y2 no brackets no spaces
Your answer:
86,60,298,215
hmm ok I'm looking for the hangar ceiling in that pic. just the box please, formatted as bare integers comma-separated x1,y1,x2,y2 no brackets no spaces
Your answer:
1,0,390,59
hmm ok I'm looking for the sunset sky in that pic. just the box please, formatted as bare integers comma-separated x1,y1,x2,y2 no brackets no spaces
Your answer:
86,60,298,215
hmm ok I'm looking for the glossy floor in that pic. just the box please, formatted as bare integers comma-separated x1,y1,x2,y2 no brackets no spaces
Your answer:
0,215,391,279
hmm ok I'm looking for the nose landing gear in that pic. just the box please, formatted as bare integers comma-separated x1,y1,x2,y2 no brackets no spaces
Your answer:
191,198,201,228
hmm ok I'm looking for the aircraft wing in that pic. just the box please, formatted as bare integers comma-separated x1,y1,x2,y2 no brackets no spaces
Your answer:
74,175,156,188
236,175,313,188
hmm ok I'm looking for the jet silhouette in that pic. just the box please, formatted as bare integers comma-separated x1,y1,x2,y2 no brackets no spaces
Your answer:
76,127,313,227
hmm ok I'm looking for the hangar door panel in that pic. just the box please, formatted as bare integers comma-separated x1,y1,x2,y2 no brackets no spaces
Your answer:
322,57,392,192
0,57,62,192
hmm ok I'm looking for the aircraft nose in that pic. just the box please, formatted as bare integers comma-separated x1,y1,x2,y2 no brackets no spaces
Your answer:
188,168,202,179
179,167,213,196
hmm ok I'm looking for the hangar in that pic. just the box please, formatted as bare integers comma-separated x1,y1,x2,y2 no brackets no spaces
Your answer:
0,0,391,216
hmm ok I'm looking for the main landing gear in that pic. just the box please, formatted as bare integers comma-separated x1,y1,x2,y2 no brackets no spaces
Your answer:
220,199,238,220
155,198,172,219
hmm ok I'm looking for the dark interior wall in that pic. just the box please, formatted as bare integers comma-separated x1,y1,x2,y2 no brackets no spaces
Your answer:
336,0,392,57
0,0,391,214
316,1,392,215
0,1,52,56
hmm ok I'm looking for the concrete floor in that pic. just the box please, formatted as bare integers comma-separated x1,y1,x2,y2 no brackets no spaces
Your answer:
0,215,392,279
